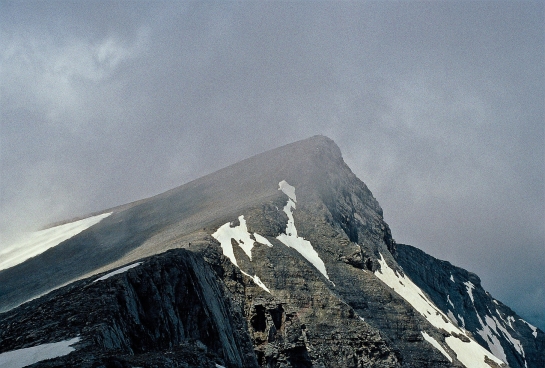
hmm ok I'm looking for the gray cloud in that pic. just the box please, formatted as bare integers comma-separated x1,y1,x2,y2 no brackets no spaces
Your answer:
1,1,543,329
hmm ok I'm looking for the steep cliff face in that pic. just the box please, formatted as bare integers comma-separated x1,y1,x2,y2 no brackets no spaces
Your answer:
0,249,257,368
0,136,542,368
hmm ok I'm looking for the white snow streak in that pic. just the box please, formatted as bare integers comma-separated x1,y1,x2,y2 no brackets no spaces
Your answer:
422,332,452,362
374,253,504,367
375,254,456,331
464,281,475,305
504,315,515,329
240,271,271,293
276,182,330,281
212,215,272,293
450,274,455,282
94,263,142,282
0,337,80,368
0,213,111,271
447,295,454,308
457,314,465,328
491,315,525,358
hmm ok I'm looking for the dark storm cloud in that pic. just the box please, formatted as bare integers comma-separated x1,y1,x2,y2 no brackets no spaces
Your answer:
1,1,543,328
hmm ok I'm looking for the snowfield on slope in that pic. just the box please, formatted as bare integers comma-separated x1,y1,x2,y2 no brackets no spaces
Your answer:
0,213,111,271
0,337,80,368
375,253,504,368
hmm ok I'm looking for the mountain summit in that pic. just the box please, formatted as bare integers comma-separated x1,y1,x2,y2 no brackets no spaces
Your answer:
1,136,543,368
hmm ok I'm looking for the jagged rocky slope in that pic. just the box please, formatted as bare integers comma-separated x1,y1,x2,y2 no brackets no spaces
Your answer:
0,135,543,368
394,244,545,368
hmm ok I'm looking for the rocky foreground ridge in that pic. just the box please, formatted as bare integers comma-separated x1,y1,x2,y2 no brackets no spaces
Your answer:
0,136,543,368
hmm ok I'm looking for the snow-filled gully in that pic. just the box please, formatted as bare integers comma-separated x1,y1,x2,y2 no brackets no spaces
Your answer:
276,180,331,282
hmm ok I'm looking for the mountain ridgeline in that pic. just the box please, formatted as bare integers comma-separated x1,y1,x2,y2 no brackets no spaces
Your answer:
0,135,543,368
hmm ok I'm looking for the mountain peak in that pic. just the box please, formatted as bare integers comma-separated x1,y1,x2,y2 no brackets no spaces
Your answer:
1,136,542,368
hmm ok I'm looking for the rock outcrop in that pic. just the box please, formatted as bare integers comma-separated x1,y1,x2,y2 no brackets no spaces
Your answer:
0,249,257,367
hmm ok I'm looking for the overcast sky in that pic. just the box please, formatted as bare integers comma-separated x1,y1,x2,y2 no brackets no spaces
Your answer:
1,1,543,329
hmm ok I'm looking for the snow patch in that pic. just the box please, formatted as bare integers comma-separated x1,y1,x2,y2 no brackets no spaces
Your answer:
496,309,516,331
521,319,538,338
475,320,508,363
276,181,330,281
94,263,142,282
374,253,503,367
450,274,455,282
278,180,296,202
253,233,273,247
212,215,255,264
0,337,80,368
375,254,457,333
469,295,526,364
421,332,452,362
470,298,509,364
0,213,111,271
212,216,272,293
505,315,515,329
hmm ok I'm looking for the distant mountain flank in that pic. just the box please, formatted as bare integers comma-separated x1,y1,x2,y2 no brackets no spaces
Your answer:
1,135,543,368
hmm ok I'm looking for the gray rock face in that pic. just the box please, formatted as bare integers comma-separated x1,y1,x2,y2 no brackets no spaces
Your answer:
0,135,542,367
0,249,257,367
